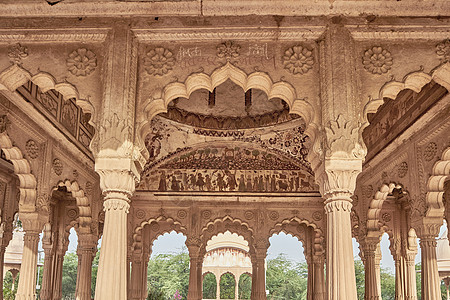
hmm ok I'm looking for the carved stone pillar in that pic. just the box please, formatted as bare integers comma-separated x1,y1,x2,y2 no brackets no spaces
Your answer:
391,253,405,300
52,247,66,300
40,244,54,300
141,257,150,300
404,252,417,300
375,244,382,298
235,273,239,300
251,246,267,300
316,159,362,300
76,234,96,300
130,257,143,300
217,272,221,300
417,222,441,300
187,241,202,300
197,257,203,299
312,256,325,300
94,169,137,300
15,230,40,300
306,253,313,300
361,239,381,300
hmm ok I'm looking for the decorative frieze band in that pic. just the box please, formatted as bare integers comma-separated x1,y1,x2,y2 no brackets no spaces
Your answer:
0,30,108,43
347,26,450,41
133,27,326,42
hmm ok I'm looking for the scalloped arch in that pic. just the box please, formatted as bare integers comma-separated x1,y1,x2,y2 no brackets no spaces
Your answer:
55,180,92,231
270,216,324,252
425,146,450,218
363,62,450,126
0,64,96,123
139,63,317,157
132,215,187,250
0,131,37,212
200,216,254,251
367,183,404,233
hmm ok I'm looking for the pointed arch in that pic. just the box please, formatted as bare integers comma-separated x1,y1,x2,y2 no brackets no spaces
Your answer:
426,146,450,218
0,131,37,212
54,180,92,232
139,62,318,157
363,62,450,126
0,64,96,123
367,183,405,233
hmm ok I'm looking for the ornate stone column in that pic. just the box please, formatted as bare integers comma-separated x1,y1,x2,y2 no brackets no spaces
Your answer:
76,234,97,300
315,159,362,300
250,259,257,299
52,245,67,300
40,242,55,300
417,222,441,300
312,255,325,300
404,251,417,300
16,213,41,300
130,256,143,300
187,238,202,300
94,169,137,300
251,245,267,300
216,272,221,300
197,256,203,300
361,238,382,300
141,254,150,300
235,273,239,300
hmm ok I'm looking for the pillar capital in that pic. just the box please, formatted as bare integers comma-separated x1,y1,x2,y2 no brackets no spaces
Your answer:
415,220,442,241
96,166,139,199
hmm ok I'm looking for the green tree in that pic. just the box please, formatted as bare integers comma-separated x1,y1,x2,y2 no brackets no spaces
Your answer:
3,271,19,300
61,252,79,298
238,273,251,300
354,259,365,300
266,254,307,300
147,249,190,300
203,273,217,299
380,268,395,300
219,273,236,299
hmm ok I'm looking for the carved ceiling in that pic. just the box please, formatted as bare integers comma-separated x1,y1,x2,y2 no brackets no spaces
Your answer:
159,79,301,130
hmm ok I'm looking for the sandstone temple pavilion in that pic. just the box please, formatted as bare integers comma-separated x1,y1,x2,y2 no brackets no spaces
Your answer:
0,1,449,300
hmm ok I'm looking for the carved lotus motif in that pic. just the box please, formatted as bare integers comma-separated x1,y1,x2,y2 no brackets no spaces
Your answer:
8,43,28,64
216,41,240,62
282,45,314,75
66,48,97,76
362,46,393,75
144,47,175,76
436,39,450,62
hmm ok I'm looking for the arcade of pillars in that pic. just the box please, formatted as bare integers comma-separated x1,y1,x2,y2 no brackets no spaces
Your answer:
0,2,449,300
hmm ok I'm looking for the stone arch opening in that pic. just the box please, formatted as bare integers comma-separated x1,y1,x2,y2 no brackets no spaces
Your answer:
363,62,450,131
219,272,236,300
425,146,450,219
237,273,251,300
203,272,218,299
138,62,317,160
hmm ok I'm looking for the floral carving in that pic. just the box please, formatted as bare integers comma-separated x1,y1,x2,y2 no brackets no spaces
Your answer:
244,211,254,220
150,223,160,232
85,181,92,195
436,39,450,62
423,142,438,161
397,162,408,178
363,185,374,199
216,41,240,62
382,213,391,223
362,46,393,75
282,45,314,75
67,209,78,219
312,211,323,221
72,170,79,179
202,210,212,220
8,43,28,65
135,209,146,219
269,211,279,221
25,139,39,159
177,210,187,219
66,48,97,76
144,47,175,76
52,158,63,175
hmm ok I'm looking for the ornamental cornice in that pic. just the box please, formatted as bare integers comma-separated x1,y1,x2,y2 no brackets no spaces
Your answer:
132,26,325,42
347,25,450,41
0,30,108,43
